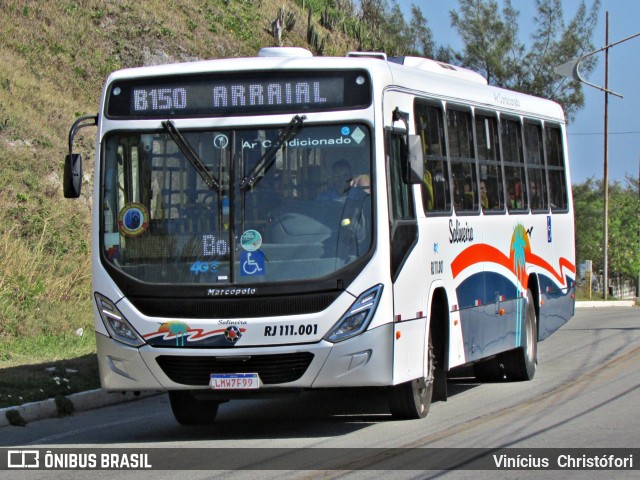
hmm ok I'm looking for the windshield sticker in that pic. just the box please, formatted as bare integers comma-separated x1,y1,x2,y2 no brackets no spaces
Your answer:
213,134,229,149
240,229,262,252
118,203,149,237
240,135,360,150
241,250,265,276
350,126,366,144
190,260,220,275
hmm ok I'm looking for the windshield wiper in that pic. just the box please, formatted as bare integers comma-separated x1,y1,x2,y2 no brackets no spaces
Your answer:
239,115,306,191
161,120,221,192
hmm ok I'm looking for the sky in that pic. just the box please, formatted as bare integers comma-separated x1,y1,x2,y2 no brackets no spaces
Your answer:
396,0,640,185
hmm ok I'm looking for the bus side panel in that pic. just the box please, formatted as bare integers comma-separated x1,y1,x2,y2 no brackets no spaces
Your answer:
392,318,427,384
455,214,540,363
459,299,524,363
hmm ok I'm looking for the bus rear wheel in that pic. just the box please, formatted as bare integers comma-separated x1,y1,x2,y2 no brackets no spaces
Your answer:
501,289,537,381
169,390,221,425
388,331,434,419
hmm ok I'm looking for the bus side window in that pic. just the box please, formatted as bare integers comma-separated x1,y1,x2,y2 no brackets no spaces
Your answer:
502,118,528,212
545,125,568,211
475,114,504,212
415,102,450,213
524,122,548,212
448,108,478,213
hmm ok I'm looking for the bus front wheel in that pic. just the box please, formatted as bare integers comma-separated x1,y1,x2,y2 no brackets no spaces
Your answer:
388,331,434,419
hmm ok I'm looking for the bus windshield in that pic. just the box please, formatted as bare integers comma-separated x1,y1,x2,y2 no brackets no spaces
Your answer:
101,123,373,285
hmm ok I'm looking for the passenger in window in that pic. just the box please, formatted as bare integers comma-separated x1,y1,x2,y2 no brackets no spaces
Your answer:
508,183,523,209
318,159,352,201
430,164,448,211
480,181,489,209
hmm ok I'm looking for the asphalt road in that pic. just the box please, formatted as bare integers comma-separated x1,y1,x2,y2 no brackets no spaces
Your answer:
1,306,638,479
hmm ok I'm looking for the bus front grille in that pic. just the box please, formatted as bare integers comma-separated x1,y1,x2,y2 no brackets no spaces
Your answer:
131,293,340,319
156,352,315,386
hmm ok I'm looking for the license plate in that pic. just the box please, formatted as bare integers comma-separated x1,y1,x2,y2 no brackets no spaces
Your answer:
210,373,260,390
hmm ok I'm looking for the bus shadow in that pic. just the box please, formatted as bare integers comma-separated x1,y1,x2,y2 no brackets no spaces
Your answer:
146,378,484,442
25,376,486,445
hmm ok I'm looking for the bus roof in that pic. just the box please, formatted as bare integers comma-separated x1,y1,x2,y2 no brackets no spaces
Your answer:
104,48,565,123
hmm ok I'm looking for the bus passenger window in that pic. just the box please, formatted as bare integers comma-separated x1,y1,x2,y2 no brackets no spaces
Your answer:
502,118,528,212
415,102,450,213
476,114,504,212
448,108,477,213
545,125,568,211
524,123,548,212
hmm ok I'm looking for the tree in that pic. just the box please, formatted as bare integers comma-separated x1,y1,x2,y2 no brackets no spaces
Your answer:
573,178,604,272
450,0,521,86
573,176,640,289
357,0,413,54
607,176,640,283
450,0,601,120
407,4,435,58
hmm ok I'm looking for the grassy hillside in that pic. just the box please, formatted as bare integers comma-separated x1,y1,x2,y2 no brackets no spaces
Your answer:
0,0,358,366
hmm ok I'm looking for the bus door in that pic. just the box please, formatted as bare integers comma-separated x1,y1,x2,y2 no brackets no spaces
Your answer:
385,129,427,384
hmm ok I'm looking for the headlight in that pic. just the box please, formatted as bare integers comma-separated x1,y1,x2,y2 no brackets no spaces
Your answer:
324,284,383,343
95,293,145,347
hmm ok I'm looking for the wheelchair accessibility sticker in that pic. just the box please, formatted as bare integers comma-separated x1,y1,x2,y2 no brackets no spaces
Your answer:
241,250,265,276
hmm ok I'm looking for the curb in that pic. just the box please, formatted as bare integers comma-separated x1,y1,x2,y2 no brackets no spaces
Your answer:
0,389,161,428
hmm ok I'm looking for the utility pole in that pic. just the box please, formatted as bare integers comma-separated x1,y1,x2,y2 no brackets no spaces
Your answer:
603,12,609,299
554,17,640,301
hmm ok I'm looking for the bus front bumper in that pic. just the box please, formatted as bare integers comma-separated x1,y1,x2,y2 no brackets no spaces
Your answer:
96,323,394,392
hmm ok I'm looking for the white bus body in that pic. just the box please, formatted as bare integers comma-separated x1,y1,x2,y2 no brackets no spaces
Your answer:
65,48,576,423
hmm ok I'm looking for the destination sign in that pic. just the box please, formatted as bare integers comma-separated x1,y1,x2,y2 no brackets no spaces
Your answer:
106,71,371,118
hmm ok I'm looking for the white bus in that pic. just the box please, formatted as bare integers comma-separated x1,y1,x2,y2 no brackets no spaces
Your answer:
64,47,576,424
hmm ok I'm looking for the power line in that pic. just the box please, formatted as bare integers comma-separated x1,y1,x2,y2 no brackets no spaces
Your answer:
568,131,640,136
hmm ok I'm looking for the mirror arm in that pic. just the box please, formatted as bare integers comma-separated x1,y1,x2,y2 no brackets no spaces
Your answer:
68,115,98,155
392,107,409,133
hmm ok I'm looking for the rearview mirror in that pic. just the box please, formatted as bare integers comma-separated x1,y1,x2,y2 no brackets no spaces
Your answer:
63,114,97,199
403,135,424,185
63,153,83,198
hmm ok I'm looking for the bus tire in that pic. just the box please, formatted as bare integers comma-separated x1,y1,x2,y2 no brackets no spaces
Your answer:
388,330,434,419
501,289,537,381
169,391,220,425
